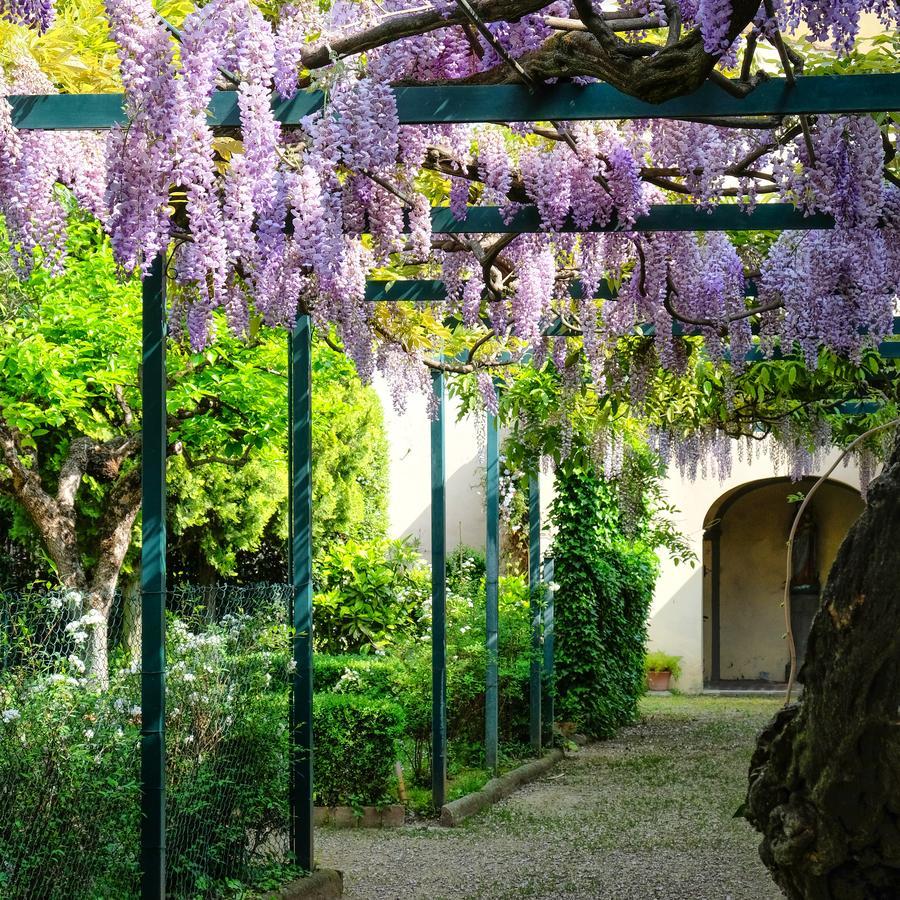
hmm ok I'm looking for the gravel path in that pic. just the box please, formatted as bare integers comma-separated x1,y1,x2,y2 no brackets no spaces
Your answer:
316,696,785,900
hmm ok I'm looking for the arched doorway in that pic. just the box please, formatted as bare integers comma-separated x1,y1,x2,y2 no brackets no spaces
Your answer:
702,478,863,687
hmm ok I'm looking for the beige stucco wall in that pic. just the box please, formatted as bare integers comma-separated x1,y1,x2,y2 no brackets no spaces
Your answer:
705,480,863,683
375,377,554,564
648,442,864,693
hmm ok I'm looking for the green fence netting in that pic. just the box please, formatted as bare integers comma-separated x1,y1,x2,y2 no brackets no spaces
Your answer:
0,583,293,900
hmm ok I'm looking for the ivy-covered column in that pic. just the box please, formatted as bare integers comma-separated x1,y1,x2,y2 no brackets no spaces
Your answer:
528,472,542,754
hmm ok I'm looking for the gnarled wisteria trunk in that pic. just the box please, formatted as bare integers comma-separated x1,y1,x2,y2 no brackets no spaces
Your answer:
744,430,900,899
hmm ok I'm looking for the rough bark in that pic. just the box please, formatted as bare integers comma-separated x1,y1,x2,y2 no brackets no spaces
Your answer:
0,420,142,686
83,467,142,687
300,0,551,71
399,0,762,105
744,430,900,900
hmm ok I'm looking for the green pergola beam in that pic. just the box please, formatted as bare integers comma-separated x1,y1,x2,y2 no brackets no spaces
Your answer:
365,279,758,303
392,75,900,123
9,75,900,131
429,204,833,233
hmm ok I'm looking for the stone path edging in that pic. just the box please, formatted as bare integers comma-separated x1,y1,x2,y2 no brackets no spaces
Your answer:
262,868,343,899
315,804,405,828
439,748,566,827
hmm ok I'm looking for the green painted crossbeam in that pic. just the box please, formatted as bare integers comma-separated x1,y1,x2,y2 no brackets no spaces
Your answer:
9,75,900,130
429,204,833,233
365,279,761,302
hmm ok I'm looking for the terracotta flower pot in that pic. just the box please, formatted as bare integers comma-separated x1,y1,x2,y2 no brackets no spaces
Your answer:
647,670,672,692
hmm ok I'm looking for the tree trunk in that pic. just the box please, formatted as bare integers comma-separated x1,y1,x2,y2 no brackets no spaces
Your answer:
121,569,142,668
744,431,900,900
84,587,115,690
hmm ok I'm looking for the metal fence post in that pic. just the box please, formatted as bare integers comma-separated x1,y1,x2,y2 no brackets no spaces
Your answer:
140,254,167,900
289,314,314,871
431,369,447,809
485,410,500,773
528,472,542,754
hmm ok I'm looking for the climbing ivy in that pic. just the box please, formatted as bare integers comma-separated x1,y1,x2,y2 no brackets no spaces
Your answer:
550,463,658,738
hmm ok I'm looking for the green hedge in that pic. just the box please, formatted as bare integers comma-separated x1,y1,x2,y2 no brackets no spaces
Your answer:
312,693,405,807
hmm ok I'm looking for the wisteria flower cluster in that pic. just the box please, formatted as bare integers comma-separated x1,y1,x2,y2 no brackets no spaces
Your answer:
0,0,894,443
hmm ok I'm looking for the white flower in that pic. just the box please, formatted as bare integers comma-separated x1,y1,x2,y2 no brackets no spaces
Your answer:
548,582,560,593
2,708,21,724
183,734,195,745
49,596,64,611
182,673,196,683
81,609,105,627
84,729,94,740
72,631,89,645
286,659,298,674
129,705,141,718
68,654,86,674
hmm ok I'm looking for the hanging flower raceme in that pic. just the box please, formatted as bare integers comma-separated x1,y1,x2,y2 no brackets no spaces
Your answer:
0,50,105,274
0,0,53,32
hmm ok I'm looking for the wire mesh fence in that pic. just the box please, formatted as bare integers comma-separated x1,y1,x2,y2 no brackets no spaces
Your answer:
0,583,294,899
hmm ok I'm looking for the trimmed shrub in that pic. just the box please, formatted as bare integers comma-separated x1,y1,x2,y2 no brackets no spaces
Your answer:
312,693,405,807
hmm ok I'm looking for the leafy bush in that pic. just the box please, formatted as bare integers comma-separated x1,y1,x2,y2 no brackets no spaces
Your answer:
313,537,429,653
0,671,141,899
446,545,486,597
312,693,405,807
550,465,658,738
644,650,683,680
0,593,293,899
313,652,405,697
164,609,290,895
312,569,533,787
389,573,533,781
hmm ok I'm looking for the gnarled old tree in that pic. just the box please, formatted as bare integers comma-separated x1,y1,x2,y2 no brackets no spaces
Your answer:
0,225,289,683
744,428,900,899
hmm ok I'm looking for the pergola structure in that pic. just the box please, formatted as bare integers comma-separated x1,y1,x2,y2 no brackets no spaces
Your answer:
8,70,900,899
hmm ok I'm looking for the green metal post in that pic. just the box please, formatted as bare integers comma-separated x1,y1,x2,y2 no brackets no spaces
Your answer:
542,558,555,745
431,369,447,809
289,314,314,871
528,472,542,754
485,411,500,773
140,255,167,900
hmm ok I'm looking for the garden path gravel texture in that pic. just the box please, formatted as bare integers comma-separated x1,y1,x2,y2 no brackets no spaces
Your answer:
315,696,786,900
